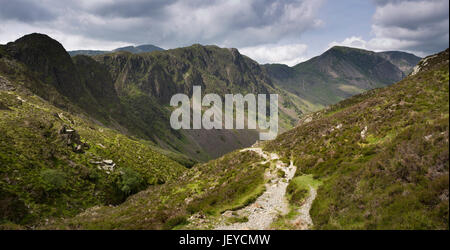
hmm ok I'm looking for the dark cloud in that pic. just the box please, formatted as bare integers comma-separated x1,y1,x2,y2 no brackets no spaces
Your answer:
91,0,176,18
0,0,324,48
0,0,447,61
0,0,57,22
371,0,449,54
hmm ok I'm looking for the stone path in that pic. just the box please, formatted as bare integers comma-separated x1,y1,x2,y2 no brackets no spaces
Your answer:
214,148,297,230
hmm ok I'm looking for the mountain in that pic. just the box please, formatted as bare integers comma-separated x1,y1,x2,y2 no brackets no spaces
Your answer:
264,46,421,111
113,44,164,53
67,50,109,57
68,44,164,57
46,48,448,230
90,44,305,160
377,50,423,75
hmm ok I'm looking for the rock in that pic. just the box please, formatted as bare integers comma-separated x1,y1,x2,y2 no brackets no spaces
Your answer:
252,203,263,209
222,211,233,218
0,76,16,91
184,197,194,204
103,159,114,165
74,145,83,152
360,126,368,139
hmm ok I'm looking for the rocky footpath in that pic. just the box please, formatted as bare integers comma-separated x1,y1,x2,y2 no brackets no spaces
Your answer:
214,148,297,230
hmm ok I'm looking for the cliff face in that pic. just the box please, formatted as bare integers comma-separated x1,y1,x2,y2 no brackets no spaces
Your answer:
94,45,274,103
91,45,282,160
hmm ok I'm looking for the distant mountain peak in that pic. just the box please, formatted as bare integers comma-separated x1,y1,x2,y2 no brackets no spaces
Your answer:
113,44,164,53
68,44,164,57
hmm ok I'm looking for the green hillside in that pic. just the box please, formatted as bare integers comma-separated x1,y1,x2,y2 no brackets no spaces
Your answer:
264,49,449,229
45,150,266,229
0,74,186,228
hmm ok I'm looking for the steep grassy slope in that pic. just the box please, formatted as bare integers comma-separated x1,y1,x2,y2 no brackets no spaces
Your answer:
0,64,185,228
264,46,421,111
264,49,449,229
47,150,267,229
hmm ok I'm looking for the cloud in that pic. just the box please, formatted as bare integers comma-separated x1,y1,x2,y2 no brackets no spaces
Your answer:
240,43,308,66
328,36,369,50
0,0,57,22
0,0,325,52
330,0,449,56
371,0,448,54
0,20,130,51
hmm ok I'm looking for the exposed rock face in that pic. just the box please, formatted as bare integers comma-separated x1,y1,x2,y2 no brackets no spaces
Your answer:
410,49,449,76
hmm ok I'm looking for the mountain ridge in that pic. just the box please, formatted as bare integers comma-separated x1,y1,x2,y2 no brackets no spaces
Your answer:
68,44,164,57
263,46,421,110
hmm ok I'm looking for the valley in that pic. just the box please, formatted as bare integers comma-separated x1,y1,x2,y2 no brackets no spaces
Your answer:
0,33,448,230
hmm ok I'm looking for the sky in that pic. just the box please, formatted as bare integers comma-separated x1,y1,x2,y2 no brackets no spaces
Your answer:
0,0,448,66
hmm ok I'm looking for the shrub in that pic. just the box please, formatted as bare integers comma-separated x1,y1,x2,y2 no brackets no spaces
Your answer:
40,169,67,191
277,169,286,178
227,216,249,223
118,168,145,195
163,215,188,229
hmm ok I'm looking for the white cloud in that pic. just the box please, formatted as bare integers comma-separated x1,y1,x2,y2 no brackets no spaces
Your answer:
240,43,308,66
329,0,449,56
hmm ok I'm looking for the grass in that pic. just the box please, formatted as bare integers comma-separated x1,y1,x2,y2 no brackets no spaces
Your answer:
226,216,249,224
